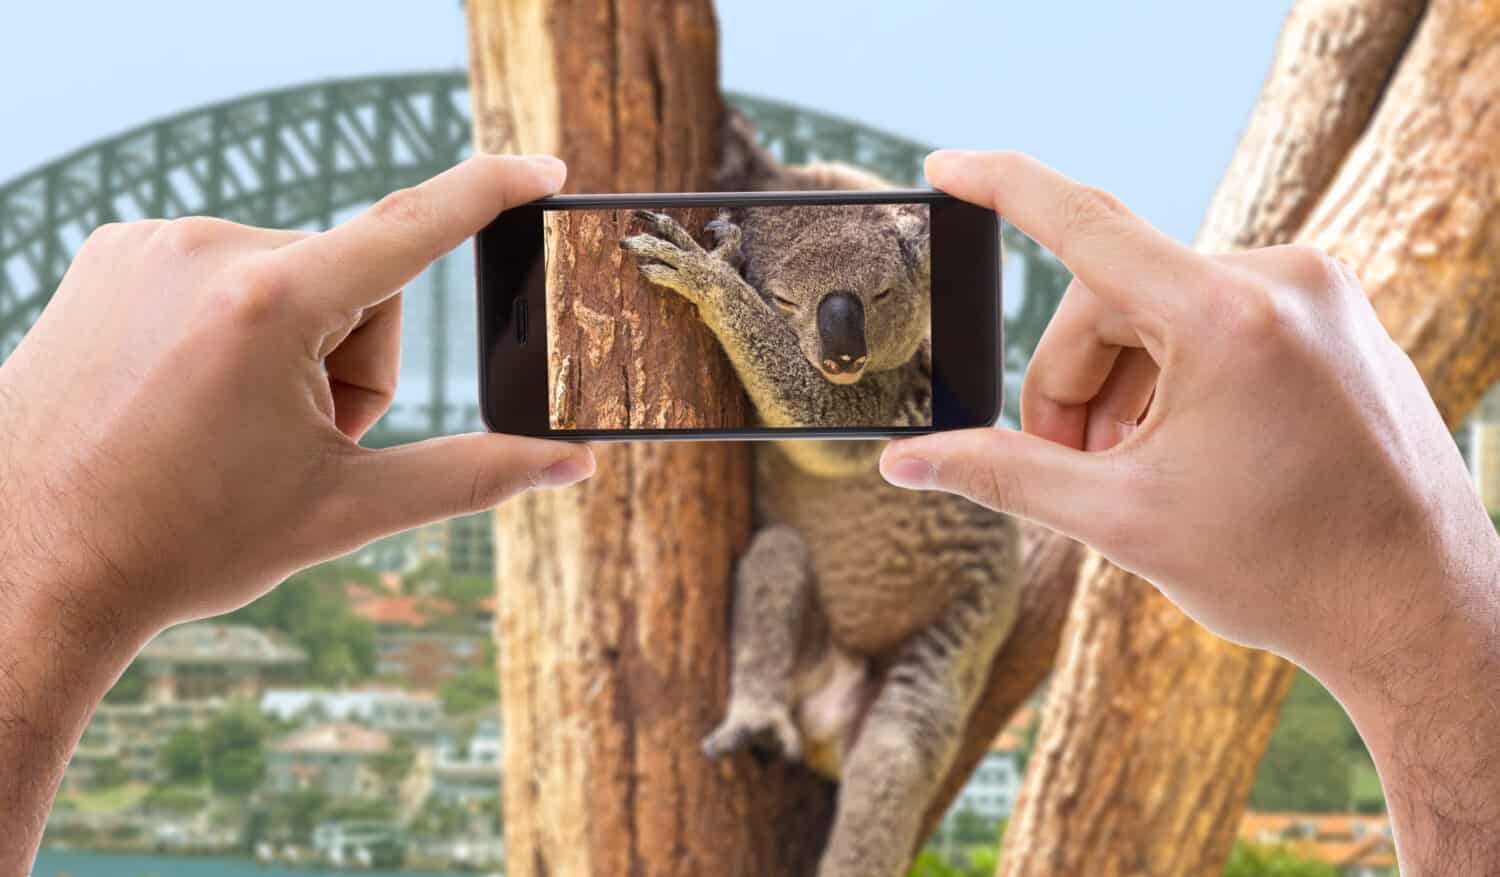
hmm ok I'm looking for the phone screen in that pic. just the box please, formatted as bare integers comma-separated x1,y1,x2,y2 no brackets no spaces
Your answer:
544,203,932,432
476,191,1000,441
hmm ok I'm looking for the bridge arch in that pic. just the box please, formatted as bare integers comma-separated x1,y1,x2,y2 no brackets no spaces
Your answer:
0,72,1061,442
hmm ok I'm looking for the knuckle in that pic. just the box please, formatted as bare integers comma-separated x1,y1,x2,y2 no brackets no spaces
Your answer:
1222,282,1288,346
1283,245,1344,292
219,258,294,327
81,219,161,255
79,222,126,256
152,216,230,259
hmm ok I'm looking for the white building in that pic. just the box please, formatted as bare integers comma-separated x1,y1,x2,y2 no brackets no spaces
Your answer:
940,705,1035,829
430,715,504,805
260,687,441,739
948,749,1022,824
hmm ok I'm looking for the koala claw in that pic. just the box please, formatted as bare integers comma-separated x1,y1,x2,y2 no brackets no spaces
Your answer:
705,215,744,266
703,702,803,763
632,209,699,249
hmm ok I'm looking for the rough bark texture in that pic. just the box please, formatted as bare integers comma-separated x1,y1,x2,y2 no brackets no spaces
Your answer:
468,3,833,876
1002,1,1500,875
545,207,743,430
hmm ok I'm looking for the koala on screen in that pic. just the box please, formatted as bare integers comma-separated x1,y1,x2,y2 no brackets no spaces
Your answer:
621,202,933,474
621,160,1022,877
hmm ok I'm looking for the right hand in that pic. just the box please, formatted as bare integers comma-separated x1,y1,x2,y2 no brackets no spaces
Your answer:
879,150,1499,678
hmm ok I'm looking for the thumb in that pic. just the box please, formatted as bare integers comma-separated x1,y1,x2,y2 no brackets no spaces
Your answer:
336,433,595,540
880,427,1127,547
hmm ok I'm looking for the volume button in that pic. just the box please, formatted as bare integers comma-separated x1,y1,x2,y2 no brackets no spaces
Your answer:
514,297,529,344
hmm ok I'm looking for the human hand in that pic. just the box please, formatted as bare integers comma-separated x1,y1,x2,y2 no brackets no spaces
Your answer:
880,151,1498,676
0,154,595,640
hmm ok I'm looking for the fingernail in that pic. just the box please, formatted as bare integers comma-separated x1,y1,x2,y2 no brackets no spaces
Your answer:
537,451,594,489
881,455,936,490
522,154,567,186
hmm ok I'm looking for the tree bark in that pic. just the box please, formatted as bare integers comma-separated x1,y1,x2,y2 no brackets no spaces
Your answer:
1003,2,1500,875
924,0,1430,842
468,3,833,876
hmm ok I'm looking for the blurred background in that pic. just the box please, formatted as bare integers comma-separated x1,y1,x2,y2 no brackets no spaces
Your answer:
6,2,1492,875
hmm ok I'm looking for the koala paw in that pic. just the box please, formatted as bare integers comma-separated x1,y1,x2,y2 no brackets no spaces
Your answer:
619,210,741,305
705,212,744,267
703,700,803,763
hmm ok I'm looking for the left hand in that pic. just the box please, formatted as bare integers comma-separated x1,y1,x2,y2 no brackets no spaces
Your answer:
0,154,594,639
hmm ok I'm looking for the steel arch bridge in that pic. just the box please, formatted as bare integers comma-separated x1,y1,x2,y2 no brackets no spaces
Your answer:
0,71,1064,442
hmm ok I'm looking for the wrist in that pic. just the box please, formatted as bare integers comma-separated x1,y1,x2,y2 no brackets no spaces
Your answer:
1313,552,1500,867
0,505,161,717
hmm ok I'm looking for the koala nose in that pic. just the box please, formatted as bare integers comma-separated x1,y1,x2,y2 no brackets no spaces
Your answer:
817,292,867,374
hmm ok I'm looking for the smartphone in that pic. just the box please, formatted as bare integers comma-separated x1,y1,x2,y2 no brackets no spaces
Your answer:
476,190,1002,440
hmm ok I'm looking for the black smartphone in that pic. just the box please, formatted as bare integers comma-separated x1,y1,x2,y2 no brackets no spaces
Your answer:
476,190,1002,440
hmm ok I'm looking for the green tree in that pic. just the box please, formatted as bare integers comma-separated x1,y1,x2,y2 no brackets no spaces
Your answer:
402,555,494,635
1222,841,1337,877
203,703,267,795
102,662,146,704
371,736,416,788
1250,673,1357,812
227,560,378,685
91,757,130,790
907,846,1000,877
439,662,500,716
144,784,208,815
251,790,330,844
952,807,998,846
159,727,205,784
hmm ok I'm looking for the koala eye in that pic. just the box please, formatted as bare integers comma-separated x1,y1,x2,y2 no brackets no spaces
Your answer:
771,293,800,312
872,288,894,303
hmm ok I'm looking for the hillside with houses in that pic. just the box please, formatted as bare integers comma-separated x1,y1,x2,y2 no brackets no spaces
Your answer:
40,511,1402,876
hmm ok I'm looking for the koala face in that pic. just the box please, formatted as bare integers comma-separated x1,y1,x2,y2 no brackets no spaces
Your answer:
756,204,931,385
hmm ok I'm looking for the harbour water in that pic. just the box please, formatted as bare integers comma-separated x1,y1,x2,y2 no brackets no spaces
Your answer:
32,850,459,877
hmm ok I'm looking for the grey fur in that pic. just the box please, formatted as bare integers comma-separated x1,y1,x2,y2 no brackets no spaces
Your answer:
622,162,1023,877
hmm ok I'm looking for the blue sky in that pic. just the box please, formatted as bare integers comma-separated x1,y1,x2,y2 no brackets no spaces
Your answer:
0,1,1294,243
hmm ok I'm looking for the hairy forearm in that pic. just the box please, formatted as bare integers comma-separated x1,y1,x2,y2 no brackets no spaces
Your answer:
0,528,150,875
1325,565,1500,875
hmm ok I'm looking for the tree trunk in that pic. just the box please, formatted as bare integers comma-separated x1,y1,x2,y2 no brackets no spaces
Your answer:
1002,2,1500,875
468,3,833,876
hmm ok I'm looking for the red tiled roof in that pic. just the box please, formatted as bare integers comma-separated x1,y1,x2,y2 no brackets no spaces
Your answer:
1238,811,1394,866
351,594,455,628
273,721,391,755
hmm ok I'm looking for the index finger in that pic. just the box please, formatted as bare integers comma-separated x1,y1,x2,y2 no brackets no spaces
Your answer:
925,150,1213,334
277,154,566,314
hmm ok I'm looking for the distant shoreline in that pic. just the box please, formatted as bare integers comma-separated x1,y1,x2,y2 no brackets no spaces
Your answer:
33,848,460,877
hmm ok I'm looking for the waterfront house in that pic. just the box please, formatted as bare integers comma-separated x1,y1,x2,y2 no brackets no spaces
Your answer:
265,721,394,798
138,621,307,704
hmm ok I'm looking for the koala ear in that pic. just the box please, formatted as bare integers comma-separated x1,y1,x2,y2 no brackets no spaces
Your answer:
893,204,931,278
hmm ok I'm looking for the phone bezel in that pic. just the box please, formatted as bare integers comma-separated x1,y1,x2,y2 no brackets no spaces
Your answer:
475,190,1003,441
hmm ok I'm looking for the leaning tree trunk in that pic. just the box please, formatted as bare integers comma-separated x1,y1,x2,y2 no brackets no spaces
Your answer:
468,3,833,876
1000,2,1500,875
